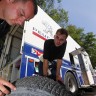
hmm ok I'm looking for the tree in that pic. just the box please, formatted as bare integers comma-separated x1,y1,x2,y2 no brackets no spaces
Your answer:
81,32,96,68
66,25,84,45
66,25,96,68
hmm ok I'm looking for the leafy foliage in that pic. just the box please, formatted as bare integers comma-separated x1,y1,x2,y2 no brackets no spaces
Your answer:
81,32,96,67
67,25,96,67
66,25,84,45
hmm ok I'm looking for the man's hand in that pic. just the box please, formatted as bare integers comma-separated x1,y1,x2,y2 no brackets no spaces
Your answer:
56,75,63,83
0,77,16,96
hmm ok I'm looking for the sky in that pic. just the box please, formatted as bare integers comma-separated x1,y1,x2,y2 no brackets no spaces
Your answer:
59,0,96,35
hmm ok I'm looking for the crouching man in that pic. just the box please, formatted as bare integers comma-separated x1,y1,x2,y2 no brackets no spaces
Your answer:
38,28,68,82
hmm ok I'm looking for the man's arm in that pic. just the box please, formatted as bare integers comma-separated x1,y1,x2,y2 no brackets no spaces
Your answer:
56,59,63,81
43,59,49,76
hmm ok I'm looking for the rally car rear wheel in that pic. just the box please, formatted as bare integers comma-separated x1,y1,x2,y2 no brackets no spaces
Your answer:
7,75,73,96
64,72,78,95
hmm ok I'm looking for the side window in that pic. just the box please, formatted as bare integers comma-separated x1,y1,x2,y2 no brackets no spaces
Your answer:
69,53,80,68
69,53,74,65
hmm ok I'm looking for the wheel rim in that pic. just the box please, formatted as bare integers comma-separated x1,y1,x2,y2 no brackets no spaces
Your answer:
68,77,76,93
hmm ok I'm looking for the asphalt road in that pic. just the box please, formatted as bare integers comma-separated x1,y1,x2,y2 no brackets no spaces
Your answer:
82,92,96,96
77,87,96,96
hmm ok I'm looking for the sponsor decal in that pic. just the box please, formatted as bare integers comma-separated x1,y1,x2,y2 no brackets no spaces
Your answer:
31,48,43,56
32,27,51,40
33,31,47,40
32,20,54,40
42,20,53,36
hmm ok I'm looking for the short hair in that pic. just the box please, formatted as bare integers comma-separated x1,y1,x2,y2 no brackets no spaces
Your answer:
13,0,38,15
56,28,68,38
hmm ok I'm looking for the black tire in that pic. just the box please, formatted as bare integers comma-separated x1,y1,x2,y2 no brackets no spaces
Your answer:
64,72,78,95
7,75,73,96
